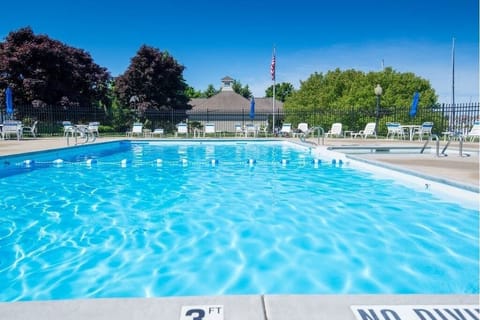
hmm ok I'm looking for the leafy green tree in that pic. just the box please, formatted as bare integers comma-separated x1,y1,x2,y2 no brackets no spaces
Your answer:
232,80,252,98
284,68,437,134
192,80,252,100
0,27,110,108
203,84,219,98
185,85,202,99
114,45,190,123
265,82,295,102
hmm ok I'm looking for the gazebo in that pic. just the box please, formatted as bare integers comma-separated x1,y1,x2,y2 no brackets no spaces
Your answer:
187,76,283,132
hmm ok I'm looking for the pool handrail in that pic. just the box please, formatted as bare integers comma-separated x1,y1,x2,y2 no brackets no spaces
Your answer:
66,125,97,146
299,126,324,145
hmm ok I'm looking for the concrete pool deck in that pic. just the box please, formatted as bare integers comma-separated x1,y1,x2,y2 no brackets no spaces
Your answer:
0,136,478,319
1,295,478,320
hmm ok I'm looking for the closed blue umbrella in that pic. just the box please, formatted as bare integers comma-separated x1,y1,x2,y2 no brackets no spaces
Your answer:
409,91,420,117
249,97,255,120
5,87,13,118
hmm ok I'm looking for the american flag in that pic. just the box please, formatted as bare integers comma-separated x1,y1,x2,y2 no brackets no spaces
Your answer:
270,50,276,81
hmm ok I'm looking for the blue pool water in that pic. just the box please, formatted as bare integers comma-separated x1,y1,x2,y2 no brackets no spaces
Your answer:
0,140,478,301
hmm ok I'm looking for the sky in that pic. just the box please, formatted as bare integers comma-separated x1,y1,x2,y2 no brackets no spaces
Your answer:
1,0,478,103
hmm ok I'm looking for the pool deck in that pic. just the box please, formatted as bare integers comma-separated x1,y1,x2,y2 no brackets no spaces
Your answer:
0,136,478,319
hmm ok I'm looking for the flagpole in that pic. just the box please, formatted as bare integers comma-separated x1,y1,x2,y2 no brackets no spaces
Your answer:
272,81,276,135
451,37,455,133
271,47,276,135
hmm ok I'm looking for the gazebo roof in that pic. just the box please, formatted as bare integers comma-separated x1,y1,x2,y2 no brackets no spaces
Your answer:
221,76,234,82
188,76,283,113
192,90,249,110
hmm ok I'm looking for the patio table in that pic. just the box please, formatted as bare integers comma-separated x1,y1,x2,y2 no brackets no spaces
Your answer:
400,124,421,141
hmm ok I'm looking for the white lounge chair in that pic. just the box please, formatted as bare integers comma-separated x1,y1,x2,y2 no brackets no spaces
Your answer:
127,122,143,137
88,122,100,137
152,128,164,137
466,121,480,141
259,124,269,137
2,120,22,140
352,122,376,139
292,123,308,138
280,123,292,136
297,123,309,134
62,121,75,136
203,123,216,137
245,124,257,137
176,122,188,137
386,122,405,139
22,120,38,138
412,122,433,141
325,123,343,138
234,124,244,137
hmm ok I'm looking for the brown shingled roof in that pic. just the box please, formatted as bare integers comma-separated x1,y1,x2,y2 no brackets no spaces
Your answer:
254,97,283,112
191,90,250,110
188,92,283,112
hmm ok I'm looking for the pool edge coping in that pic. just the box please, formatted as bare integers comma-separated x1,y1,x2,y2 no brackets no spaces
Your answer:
0,294,478,320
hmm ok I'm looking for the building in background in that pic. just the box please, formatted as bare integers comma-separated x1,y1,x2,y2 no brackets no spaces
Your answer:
188,76,283,132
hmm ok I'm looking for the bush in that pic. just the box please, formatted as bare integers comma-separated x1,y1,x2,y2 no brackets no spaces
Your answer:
99,125,115,133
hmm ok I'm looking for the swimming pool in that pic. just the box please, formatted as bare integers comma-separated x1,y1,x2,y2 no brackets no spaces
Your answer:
0,140,478,301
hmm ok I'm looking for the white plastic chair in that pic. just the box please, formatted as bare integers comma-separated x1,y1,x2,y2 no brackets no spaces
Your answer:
413,122,433,141
245,124,257,137
325,123,343,138
127,122,143,137
352,122,376,139
62,121,75,136
22,120,38,138
234,124,244,137
176,123,188,137
152,128,164,137
203,123,216,137
88,122,100,137
297,123,309,133
259,124,269,137
2,120,22,140
466,121,480,141
279,123,292,136
386,122,405,140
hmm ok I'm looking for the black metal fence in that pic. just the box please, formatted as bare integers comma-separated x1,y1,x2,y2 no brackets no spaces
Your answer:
2,102,479,137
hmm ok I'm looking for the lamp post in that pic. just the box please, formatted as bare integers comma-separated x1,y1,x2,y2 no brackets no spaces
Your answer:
374,84,382,135
129,95,139,120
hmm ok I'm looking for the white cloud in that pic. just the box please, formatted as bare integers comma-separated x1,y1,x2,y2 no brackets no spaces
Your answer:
244,41,479,102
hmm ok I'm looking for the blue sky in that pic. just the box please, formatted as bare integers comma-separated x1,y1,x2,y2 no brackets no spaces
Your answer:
2,0,478,102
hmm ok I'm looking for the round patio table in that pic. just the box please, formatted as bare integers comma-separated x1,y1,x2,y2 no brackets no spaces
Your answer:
400,124,421,141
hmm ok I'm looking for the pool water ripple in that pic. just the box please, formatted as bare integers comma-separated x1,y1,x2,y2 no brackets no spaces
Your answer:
0,141,478,300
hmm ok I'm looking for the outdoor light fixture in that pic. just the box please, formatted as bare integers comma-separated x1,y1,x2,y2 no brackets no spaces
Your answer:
374,84,383,135
129,95,140,117
129,95,139,105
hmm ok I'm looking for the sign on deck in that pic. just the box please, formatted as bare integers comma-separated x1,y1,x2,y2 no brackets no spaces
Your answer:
351,305,479,320
180,305,224,320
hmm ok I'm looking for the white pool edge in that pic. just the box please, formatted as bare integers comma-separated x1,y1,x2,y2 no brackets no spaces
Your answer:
0,294,478,320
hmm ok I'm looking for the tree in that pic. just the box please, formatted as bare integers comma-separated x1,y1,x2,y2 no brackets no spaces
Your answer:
203,84,219,98
284,67,438,133
185,85,202,99
265,82,295,102
114,45,190,119
0,27,110,108
192,80,251,99
232,80,252,98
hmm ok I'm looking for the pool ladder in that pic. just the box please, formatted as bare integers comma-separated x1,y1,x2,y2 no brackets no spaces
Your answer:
66,127,97,146
299,126,325,145
420,133,469,157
